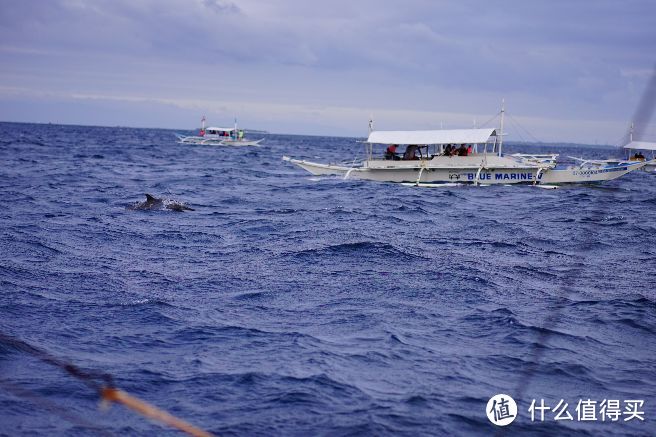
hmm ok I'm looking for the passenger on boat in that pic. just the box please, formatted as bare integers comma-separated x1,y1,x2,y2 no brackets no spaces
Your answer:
403,144,420,160
238,130,244,140
443,144,453,156
458,144,468,156
634,152,645,160
385,144,400,160
467,145,473,155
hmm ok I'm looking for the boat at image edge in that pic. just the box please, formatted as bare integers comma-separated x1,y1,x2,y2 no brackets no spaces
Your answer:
569,123,656,173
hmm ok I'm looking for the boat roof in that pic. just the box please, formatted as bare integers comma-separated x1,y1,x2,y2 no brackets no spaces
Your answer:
623,141,656,151
366,128,496,145
206,126,236,131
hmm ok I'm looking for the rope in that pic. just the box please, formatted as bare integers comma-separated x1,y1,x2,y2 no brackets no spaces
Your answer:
506,116,526,143
477,111,501,129
497,65,656,437
0,333,215,437
102,388,213,437
0,378,116,437
507,114,541,143
0,333,113,391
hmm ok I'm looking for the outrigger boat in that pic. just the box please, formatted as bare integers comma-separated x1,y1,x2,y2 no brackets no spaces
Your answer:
623,141,656,172
176,116,264,146
284,106,646,187
569,124,656,173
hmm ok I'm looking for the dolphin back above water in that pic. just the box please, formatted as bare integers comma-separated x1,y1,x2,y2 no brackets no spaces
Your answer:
128,194,195,212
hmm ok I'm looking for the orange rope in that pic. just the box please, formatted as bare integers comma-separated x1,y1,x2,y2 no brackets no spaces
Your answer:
101,388,214,437
1,333,216,436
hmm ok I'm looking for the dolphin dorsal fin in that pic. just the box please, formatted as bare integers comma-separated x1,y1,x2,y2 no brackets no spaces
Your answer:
145,193,157,203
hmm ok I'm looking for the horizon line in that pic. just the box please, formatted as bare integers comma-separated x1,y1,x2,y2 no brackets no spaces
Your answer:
0,119,617,147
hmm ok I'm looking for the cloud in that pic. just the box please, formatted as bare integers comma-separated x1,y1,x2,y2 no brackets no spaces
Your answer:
0,0,655,142
202,0,240,14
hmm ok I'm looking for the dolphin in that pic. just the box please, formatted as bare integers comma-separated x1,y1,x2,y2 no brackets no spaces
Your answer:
128,194,195,212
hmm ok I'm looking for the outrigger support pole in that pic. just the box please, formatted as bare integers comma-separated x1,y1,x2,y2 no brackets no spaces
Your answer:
474,165,484,186
415,161,429,186
533,167,544,185
415,167,425,186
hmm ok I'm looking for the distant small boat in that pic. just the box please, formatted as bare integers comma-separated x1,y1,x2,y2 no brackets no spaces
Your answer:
176,116,264,146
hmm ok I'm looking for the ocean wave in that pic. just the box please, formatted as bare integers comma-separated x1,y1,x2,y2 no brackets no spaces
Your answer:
287,241,428,261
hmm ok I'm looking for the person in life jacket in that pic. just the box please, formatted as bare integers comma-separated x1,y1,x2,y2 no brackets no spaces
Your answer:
385,144,400,160
199,129,205,136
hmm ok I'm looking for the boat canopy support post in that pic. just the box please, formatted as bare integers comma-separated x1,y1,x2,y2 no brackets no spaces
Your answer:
498,98,505,157
367,117,374,161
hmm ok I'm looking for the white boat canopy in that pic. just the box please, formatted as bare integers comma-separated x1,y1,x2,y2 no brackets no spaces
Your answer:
623,141,656,151
366,128,496,145
206,127,236,132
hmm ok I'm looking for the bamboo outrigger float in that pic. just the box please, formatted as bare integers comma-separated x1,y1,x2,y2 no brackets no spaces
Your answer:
284,104,647,187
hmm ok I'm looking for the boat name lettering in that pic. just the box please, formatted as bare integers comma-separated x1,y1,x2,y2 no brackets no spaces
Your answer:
466,172,541,181
572,167,626,176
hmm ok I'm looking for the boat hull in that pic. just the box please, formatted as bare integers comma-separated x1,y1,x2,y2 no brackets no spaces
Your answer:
217,139,264,147
541,162,645,184
284,157,646,185
285,157,545,184
177,135,264,146
343,167,544,184
573,158,656,174
282,158,351,176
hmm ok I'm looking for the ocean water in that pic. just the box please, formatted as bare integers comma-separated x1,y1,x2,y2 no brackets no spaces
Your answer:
0,122,654,436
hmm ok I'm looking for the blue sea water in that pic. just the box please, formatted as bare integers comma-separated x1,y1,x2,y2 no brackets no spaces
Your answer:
0,121,655,436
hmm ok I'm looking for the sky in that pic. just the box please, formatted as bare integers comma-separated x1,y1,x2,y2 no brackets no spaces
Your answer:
0,0,655,144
